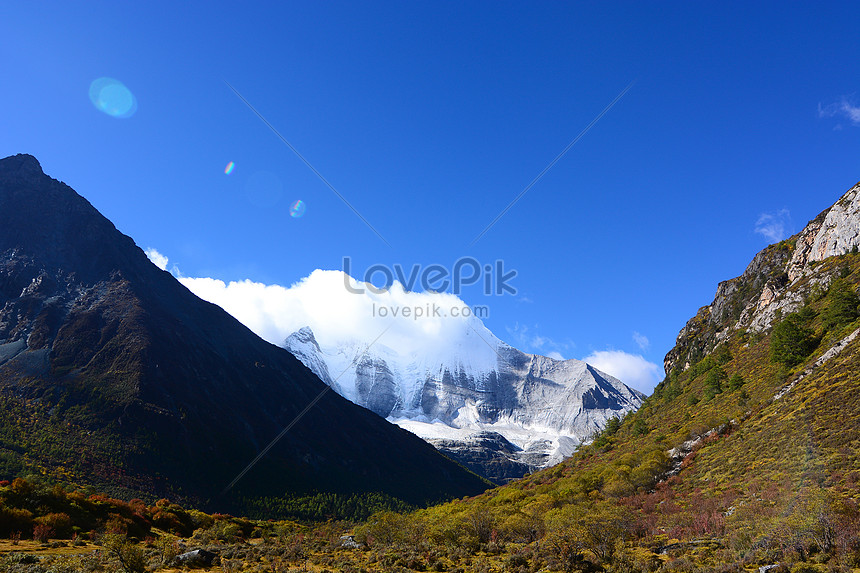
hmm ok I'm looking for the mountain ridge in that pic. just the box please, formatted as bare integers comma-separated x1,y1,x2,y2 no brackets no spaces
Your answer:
665,180,860,375
0,153,490,514
284,322,644,483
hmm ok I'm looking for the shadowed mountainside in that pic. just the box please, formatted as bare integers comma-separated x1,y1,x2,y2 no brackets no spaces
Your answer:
0,154,489,515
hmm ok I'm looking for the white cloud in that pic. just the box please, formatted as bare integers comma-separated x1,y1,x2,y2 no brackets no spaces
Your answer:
819,98,860,126
506,323,535,347
845,103,860,124
581,349,661,394
178,269,499,368
632,331,649,351
152,252,655,393
145,248,169,271
754,208,792,243
144,247,184,277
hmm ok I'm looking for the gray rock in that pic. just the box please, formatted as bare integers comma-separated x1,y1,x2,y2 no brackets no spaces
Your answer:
788,182,860,280
340,534,363,549
175,549,218,567
429,431,534,484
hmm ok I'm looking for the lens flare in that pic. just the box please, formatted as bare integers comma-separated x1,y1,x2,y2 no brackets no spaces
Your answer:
224,161,235,174
88,77,137,118
290,199,306,218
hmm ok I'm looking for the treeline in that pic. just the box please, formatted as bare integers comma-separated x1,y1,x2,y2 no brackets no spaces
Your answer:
0,475,411,541
0,476,211,540
241,491,414,522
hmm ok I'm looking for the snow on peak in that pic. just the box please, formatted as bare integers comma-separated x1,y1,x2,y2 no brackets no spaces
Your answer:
179,267,644,478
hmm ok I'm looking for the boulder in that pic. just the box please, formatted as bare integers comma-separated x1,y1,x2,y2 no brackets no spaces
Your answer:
175,549,218,568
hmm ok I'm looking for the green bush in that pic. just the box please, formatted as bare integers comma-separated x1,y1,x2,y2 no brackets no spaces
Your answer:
604,416,622,436
821,278,859,331
101,533,146,573
770,313,817,367
705,367,725,395
726,374,745,391
632,418,650,436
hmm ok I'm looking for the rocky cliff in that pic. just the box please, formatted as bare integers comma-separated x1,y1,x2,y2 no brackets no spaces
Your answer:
664,181,860,375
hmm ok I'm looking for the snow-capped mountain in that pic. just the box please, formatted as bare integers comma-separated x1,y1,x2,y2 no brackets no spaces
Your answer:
171,266,643,484
285,318,644,483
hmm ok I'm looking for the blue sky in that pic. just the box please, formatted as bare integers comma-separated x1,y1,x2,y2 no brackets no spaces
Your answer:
2,2,859,393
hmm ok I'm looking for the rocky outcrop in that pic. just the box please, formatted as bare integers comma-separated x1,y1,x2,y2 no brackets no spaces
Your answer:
788,183,860,279
664,181,860,376
176,549,218,568
428,431,534,485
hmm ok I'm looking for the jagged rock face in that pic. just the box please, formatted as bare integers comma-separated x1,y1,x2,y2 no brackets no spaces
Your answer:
355,355,399,416
664,180,860,376
285,325,644,483
0,154,490,510
788,183,860,279
428,432,534,485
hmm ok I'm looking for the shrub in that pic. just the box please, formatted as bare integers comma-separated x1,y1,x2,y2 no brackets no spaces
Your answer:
101,533,146,573
715,344,733,365
770,313,817,367
632,418,650,436
11,478,33,497
35,512,72,538
33,522,54,543
605,416,622,436
0,506,34,537
727,374,745,391
821,278,860,331
664,381,682,401
355,510,410,547
155,533,180,566
704,367,726,400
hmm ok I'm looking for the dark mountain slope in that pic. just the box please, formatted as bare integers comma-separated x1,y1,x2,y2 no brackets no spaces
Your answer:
0,154,489,513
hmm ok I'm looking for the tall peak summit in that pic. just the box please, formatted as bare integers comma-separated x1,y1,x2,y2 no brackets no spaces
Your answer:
0,153,44,177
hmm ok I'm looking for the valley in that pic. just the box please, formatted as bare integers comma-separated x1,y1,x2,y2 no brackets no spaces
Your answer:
1,155,859,572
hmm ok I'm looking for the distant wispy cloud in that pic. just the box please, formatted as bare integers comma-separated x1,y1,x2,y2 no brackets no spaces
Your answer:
632,331,649,351
754,209,792,243
144,248,182,277
144,248,169,271
505,323,573,360
582,349,661,394
818,97,860,127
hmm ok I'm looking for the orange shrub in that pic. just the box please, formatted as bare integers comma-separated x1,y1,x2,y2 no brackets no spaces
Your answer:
35,512,72,538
